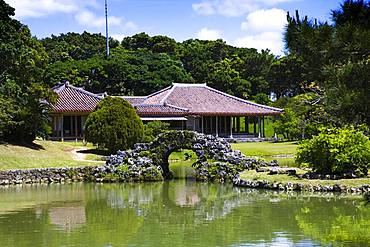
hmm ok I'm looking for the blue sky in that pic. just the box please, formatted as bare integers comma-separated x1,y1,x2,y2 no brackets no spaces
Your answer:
6,0,343,55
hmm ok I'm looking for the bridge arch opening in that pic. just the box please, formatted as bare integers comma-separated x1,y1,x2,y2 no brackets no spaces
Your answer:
168,149,197,179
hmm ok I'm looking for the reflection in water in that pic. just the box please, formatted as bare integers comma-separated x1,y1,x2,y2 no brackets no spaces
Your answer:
173,180,200,206
0,181,368,247
49,203,86,231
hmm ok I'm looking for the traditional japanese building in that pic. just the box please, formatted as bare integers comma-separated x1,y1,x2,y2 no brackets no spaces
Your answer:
49,82,282,140
49,82,105,140
122,83,283,139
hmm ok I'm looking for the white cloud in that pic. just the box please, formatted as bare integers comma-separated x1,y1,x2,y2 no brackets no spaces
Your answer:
192,0,295,17
192,2,216,15
235,8,286,55
234,31,284,55
124,21,138,31
196,28,223,40
5,0,138,32
111,34,126,42
6,0,78,18
75,10,123,28
218,0,259,17
241,8,286,33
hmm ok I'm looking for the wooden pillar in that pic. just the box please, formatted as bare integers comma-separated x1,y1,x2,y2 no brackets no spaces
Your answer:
215,116,218,137
75,115,78,139
224,116,226,136
69,116,73,137
201,116,204,133
253,117,257,137
245,117,249,134
61,115,64,142
263,116,265,138
81,116,85,137
258,116,262,138
205,117,208,134
236,117,240,134
230,116,233,138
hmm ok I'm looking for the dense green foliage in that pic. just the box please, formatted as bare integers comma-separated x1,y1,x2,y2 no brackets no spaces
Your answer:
42,33,275,97
41,32,119,63
44,48,193,95
283,0,370,130
296,126,370,176
0,0,54,142
273,93,329,140
141,121,170,143
1,0,369,143
84,97,143,153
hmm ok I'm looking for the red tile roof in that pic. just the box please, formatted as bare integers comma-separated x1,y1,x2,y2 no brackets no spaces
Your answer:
123,83,282,116
134,104,188,116
122,96,147,105
51,82,103,113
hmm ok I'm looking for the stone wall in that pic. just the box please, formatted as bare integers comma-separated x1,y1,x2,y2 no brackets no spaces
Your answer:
233,177,370,194
0,166,98,185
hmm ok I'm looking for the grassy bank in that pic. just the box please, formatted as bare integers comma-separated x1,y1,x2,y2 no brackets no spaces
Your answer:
231,141,297,156
0,140,105,170
231,141,298,167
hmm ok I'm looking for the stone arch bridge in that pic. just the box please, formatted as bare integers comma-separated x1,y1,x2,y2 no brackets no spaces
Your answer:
101,131,264,181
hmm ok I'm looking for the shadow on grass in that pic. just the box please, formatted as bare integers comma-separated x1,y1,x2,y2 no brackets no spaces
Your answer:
1,141,45,150
77,148,110,156
364,192,370,206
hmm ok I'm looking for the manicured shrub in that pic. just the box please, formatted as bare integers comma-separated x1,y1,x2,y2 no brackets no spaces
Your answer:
85,97,143,153
141,121,170,143
296,126,370,176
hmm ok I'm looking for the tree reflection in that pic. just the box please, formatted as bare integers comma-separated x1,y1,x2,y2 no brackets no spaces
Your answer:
0,182,368,246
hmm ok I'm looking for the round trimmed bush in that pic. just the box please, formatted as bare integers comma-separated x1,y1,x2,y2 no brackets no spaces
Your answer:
296,126,370,176
85,97,143,153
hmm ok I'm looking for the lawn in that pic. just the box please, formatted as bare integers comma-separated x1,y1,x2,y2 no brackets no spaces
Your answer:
231,141,298,167
231,141,298,156
0,140,105,170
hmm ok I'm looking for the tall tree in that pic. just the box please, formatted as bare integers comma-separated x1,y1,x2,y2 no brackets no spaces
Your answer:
283,0,370,129
44,48,193,95
41,32,119,63
267,54,308,98
0,0,54,142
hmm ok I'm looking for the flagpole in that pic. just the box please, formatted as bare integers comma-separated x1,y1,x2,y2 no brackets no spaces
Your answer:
105,0,109,58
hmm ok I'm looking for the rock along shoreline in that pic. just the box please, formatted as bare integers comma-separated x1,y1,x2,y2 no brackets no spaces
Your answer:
232,177,370,194
0,166,369,195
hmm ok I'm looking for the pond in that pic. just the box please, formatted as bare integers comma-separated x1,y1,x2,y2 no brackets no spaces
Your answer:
0,180,369,247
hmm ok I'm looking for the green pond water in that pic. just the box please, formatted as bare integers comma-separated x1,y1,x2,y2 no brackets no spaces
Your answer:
0,178,369,247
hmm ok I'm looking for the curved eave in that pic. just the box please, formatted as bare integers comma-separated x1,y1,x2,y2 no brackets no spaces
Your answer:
51,109,94,113
186,111,283,116
138,112,188,117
